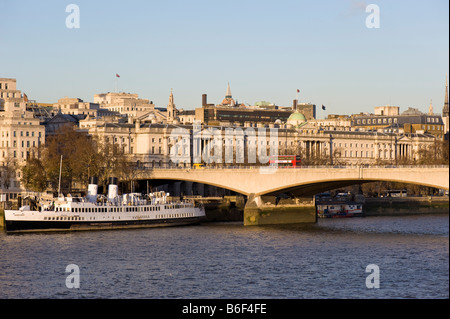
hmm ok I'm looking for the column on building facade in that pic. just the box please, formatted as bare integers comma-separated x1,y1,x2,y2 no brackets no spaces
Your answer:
163,129,169,167
374,141,380,160
306,140,310,157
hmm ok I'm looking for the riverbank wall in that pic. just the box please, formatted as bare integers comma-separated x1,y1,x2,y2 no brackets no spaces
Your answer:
363,196,449,216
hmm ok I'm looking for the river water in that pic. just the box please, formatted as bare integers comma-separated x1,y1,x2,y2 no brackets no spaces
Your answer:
0,214,448,299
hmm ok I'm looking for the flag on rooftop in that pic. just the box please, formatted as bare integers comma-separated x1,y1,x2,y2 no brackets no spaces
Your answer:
116,74,120,78
322,105,326,110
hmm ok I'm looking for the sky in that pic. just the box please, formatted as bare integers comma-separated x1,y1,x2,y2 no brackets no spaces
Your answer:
0,0,448,117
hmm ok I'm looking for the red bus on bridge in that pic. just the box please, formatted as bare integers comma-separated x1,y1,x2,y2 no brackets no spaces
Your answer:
269,155,302,168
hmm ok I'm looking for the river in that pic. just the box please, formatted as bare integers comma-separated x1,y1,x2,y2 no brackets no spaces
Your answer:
0,213,448,299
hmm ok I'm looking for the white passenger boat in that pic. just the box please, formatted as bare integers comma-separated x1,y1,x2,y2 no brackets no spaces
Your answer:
4,177,205,232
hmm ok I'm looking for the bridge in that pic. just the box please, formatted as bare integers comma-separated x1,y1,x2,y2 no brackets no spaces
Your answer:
138,166,449,196
136,165,449,226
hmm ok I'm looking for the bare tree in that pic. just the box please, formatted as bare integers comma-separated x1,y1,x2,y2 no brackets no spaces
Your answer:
1,153,17,190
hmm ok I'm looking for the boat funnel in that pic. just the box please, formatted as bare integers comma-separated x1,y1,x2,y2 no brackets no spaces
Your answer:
108,177,119,201
87,176,98,202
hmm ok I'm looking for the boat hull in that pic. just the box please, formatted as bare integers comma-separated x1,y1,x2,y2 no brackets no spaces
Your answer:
5,216,204,233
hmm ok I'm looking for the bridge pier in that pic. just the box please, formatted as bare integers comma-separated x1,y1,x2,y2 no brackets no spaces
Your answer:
244,194,317,226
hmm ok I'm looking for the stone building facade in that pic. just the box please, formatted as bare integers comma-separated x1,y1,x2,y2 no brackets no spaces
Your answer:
0,78,46,200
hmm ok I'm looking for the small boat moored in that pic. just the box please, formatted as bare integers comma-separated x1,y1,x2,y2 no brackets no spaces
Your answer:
316,201,364,218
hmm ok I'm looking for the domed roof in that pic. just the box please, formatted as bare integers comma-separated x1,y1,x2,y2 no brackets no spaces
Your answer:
287,111,307,128
255,101,272,107
288,111,306,121
222,98,235,106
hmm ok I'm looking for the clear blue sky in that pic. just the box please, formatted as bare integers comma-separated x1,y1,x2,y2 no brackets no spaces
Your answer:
0,0,448,117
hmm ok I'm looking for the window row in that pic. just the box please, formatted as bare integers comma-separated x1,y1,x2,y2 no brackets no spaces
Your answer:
55,206,163,213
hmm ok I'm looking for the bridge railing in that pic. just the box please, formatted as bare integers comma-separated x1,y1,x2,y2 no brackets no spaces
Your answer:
140,164,449,170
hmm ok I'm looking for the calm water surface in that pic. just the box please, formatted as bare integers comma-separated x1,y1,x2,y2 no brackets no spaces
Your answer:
0,214,448,299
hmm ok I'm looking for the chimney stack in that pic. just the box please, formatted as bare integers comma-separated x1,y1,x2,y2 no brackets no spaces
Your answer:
87,176,98,202
107,177,118,201
202,94,207,107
